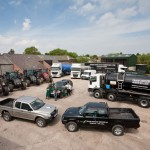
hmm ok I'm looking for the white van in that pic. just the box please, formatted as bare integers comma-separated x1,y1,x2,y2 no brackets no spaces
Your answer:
81,70,96,80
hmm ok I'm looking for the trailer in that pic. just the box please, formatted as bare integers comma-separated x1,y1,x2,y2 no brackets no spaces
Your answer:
85,63,127,73
88,73,150,108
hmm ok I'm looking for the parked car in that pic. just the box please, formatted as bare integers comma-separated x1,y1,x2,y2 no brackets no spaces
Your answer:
61,79,73,87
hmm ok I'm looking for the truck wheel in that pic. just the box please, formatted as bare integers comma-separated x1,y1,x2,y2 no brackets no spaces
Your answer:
66,122,78,132
3,112,12,121
3,86,9,96
94,90,101,98
36,79,41,85
26,80,30,87
138,99,150,108
112,125,124,136
107,93,116,101
36,117,46,127
21,82,27,90
9,84,14,92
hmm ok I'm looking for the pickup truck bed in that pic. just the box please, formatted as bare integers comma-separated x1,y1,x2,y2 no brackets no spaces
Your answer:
0,98,15,107
109,108,139,119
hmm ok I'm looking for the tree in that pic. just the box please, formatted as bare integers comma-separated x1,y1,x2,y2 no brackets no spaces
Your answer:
47,48,68,55
137,53,150,73
76,56,89,63
24,46,41,55
67,52,78,58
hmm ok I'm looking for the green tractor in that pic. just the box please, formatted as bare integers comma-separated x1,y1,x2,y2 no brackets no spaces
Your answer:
0,75,9,96
23,69,41,86
3,71,26,92
34,68,50,83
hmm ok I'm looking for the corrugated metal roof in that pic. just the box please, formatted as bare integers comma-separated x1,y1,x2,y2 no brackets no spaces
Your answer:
101,54,134,58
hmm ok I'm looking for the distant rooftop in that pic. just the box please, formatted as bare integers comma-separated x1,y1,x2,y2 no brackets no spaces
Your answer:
101,53,135,58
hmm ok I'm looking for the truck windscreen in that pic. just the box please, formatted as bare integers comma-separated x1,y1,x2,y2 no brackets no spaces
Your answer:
71,68,81,71
52,67,60,71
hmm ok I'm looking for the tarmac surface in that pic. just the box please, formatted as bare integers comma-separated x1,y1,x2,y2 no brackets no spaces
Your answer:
0,76,150,150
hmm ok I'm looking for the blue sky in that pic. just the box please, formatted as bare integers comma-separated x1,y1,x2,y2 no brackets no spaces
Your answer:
0,0,150,55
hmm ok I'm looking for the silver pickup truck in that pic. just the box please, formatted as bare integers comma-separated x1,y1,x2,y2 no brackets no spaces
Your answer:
0,96,58,127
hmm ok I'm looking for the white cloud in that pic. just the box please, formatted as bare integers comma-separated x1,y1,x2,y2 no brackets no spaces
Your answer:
14,39,37,46
22,18,31,31
9,0,22,6
0,35,17,44
96,12,123,27
70,1,95,16
138,0,150,14
117,7,138,18
80,3,95,15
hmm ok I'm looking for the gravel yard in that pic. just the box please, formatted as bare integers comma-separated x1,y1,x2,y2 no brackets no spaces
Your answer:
0,76,150,150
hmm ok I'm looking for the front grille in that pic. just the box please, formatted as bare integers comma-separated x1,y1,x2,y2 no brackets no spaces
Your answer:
73,74,78,77
51,109,58,116
52,72,58,74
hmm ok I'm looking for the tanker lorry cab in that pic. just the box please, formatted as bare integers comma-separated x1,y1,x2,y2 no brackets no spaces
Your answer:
88,73,150,108
51,63,71,77
51,63,62,77
71,63,90,79
81,70,96,80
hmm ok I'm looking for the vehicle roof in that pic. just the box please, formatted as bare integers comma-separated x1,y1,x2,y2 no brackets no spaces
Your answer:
86,102,107,108
90,73,105,77
15,96,37,103
84,70,96,72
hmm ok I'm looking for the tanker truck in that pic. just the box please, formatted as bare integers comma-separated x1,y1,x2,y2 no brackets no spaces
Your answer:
51,63,71,77
88,72,150,108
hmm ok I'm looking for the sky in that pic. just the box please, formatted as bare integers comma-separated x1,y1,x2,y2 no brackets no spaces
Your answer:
0,0,150,55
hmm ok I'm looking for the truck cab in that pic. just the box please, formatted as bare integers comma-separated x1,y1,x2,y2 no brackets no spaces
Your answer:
71,64,90,79
81,70,96,80
51,63,62,77
88,73,105,95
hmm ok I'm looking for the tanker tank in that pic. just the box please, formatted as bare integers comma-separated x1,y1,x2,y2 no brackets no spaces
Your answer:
105,73,150,92
62,64,71,75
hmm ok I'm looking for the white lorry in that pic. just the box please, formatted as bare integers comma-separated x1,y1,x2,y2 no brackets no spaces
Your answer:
51,63,62,77
81,70,96,80
71,63,90,79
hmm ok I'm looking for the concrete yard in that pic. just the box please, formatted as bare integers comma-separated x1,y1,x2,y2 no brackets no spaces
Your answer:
0,76,150,150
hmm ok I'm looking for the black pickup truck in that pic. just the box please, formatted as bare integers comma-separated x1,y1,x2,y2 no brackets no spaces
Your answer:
61,102,140,136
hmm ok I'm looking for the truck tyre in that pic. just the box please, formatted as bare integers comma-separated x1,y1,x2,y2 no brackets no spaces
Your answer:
3,112,12,121
3,86,9,96
26,80,30,87
94,90,101,98
138,99,150,108
112,125,124,136
36,117,46,127
36,79,41,85
9,84,14,92
66,122,78,132
107,93,116,101
21,82,27,90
